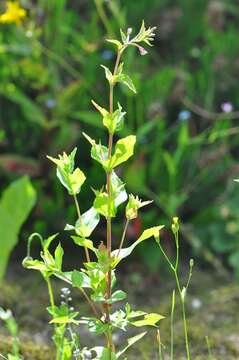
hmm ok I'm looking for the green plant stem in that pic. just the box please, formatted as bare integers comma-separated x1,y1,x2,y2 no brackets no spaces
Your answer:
158,234,191,360
170,290,175,360
45,277,60,360
105,49,122,356
117,219,130,257
157,330,164,360
174,272,190,360
46,276,55,308
73,194,91,263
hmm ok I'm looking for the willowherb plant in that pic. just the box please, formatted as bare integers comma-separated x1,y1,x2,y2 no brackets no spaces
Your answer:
23,22,166,359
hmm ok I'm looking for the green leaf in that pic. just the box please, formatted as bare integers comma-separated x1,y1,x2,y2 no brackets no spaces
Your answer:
71,236,96,253
120,29,127,43
66,207,100,238
50,316,79,325
92,98,125,134
93,190,116,218
112,226,164,264
116,332,147,358
22,258,48,272
110,135,136,169
131,313,165,327
54,243,64,270
0,176,36,281
48,304,79,325
67,168,86,195
106,39,123,50
83,132,109,170
111,290,127,303
101,65,113,83
48,148,86,195
72,270,90,288
117,73,137,93
43,234,59,251
111,171,128,208
83,318,109,335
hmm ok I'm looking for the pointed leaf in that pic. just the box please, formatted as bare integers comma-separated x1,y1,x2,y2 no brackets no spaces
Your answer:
117,73,137,93
83,132,109,170
131,313,165,327
110,135,136,169
116,332,147,358
112,226,164,264
101,65,113,83
72,270,91,288
111,290,127,303
71,236,96,253
106,39,123,50
54,243,64,270
75,207,100,237
111,171,128,208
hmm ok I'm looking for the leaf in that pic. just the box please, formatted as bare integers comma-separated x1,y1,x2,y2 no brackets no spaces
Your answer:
106,39,123,50
67,168,86,195
131,313,165,327
117,73,137,93
111,290,127,303
54,243,64,270
116,332,147,358
71,236,96,253
110,136,136,169
120,29,127,43
111,171,128,208
74,207,100,238
50,316,79,325
84,318,109,335
101,65,113,83
43,234,59,251
0,176,36,281
83,132,109,170
48,148,86,195
93,102,125,134
93,190,116,218
22,258,48,272
112,225,164,264
72,270,90,288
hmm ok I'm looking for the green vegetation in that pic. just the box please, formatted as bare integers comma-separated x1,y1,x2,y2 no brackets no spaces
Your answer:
0,1,239,359
0,176,36,281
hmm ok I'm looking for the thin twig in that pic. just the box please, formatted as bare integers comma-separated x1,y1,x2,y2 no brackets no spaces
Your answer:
73,194,91,263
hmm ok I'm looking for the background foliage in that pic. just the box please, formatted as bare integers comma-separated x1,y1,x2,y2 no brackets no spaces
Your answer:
1,0,239,276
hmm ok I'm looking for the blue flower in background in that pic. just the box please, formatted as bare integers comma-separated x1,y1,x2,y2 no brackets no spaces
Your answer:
178,110,191,121
101,50,114,60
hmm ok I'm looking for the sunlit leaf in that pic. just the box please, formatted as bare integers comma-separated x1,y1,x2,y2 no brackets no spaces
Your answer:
112,225,164,264
110,135,136,169
131,313,165,327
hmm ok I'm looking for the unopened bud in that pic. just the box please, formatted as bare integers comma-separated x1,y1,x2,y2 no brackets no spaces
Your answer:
138,45,148,56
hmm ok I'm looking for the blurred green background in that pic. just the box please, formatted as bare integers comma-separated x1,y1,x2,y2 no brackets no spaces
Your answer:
1,0,239,278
